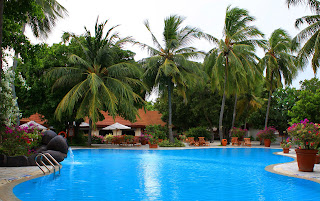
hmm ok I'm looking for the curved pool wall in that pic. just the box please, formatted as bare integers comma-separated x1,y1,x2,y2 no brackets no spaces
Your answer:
14,148,320,201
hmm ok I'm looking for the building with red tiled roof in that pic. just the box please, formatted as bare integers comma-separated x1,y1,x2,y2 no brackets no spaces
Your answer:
21,110,166,136
20,113,47,126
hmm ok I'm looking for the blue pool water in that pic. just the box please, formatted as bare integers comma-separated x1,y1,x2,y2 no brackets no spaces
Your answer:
14,148,320,201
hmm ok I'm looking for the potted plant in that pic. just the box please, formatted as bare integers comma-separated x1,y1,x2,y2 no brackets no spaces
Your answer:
287,119,320,172
316,148,320,164
280,137,292,153
139,132,150,145
148,136,158,148
257,127,277,147
230,127,247,141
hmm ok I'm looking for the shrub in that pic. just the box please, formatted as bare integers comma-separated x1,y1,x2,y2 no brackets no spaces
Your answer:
158,138,185,147
144,125,167,139
287,119,320,150
0,125,43,156
104,134,114,143
91,135,105,144
186,127,211,141
231,127,247,139
256,127,277,142
70,131,87,146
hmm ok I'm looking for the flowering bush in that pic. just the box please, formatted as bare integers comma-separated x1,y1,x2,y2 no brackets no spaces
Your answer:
144,125,167,140
231,127,247,139
287,119,320,150
104,134,114,143
91,135,105,144
140,132,151,142
148,136,159,144
280,137,292,148
256,127,277,142
0,70,21,127
0,125,43,156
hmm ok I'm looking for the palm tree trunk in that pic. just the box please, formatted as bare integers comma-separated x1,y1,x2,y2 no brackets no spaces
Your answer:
88,118,92,146
219,59,228,142
264,90,272,129
10,24,26,126
168,78,174,143
0,0,4,82
231,93,238,134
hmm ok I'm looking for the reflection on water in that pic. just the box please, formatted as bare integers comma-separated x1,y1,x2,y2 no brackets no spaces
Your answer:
140,152,162,199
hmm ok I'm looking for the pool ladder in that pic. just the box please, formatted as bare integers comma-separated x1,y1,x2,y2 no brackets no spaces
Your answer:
35,153,62,175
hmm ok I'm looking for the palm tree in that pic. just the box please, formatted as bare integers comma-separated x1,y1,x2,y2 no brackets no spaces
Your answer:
140,15,210,142
236,81,263,130
11,0,67,125
259,28,298,128
287,0,320,74
204,6,264,141
287,0,320,13
47,19,144,145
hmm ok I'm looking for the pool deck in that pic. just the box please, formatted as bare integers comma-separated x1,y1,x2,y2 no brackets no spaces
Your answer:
1,142,319,200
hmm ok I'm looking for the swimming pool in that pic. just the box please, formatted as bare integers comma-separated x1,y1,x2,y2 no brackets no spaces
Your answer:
14,148,320,201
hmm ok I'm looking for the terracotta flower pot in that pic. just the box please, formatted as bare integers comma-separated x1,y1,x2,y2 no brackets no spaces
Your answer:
264,139,271,147
295,149,318,172
315,154,320,164
221,139,227,146
149,144,158,148
141,139,147,145
283,148,290,154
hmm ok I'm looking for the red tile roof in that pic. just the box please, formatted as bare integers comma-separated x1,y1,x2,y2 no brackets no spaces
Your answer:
88,109,166,128
20,113,47,126
21,110,166,128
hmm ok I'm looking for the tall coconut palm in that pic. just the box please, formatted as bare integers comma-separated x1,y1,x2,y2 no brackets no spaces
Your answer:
259,28,298,128
204,6,264,141
140,15,211,142
287,0,320,74
47,19,144,145
287,0,320,13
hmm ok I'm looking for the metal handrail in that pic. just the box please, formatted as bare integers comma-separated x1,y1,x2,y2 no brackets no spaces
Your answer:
43,153,62,174
35,153,62,175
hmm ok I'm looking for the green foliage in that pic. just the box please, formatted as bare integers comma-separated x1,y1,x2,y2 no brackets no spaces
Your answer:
145,101,155,111
186,126,211,141
256,127,277,142
47,19,144,133
155,87,235,140
158,138,185,147
231,127,247,138
91,135,105,144
0,125,42,156
124,135,134,142
104,134,114,143
248,87,299,133
204,6,264,140
288,119,320,150
69,131,87,146
148,136,158,144
289,78,320,124
141,15,208,142
144,124,167,139
0,70,19,127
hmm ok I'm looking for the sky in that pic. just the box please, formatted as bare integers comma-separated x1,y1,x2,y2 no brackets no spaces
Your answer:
25,0,319,89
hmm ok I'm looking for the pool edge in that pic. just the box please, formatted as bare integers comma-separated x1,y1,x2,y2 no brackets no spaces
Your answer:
266,151,320,184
